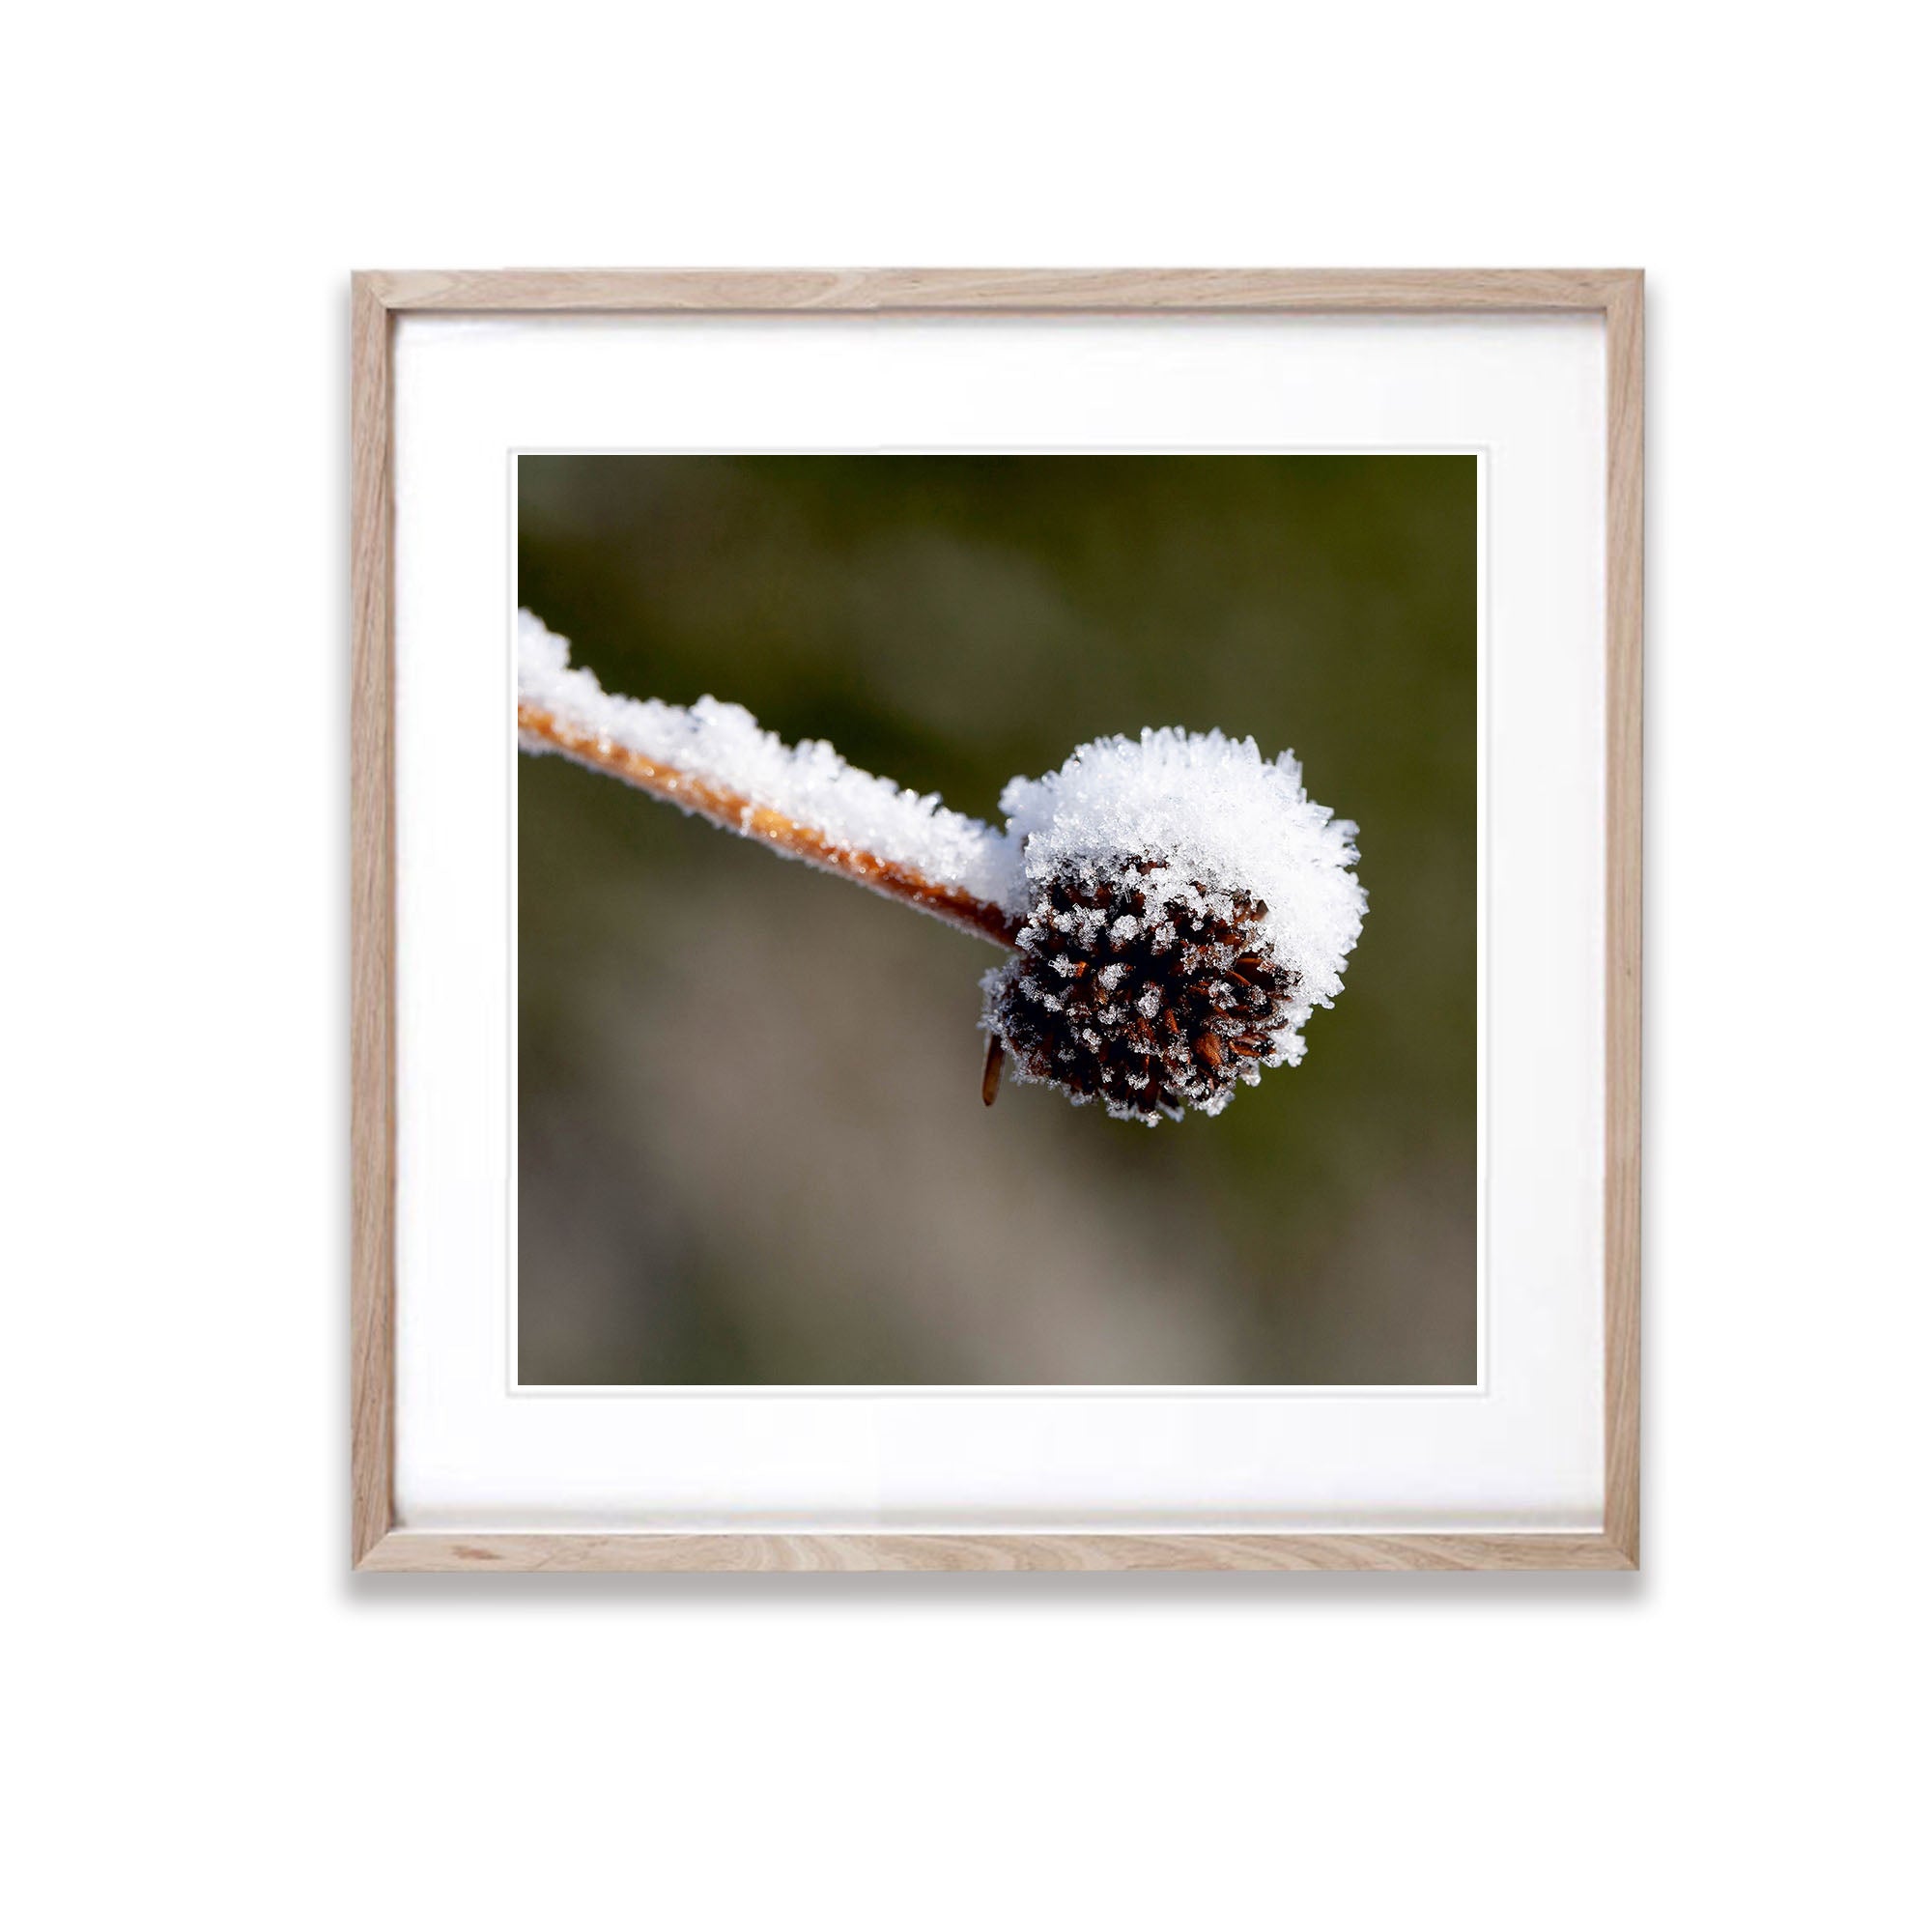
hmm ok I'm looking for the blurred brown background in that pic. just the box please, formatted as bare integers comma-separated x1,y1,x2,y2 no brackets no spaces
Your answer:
518,454,1476,1384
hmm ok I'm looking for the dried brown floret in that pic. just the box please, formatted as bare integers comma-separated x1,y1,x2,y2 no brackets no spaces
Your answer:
982,857,1302,1124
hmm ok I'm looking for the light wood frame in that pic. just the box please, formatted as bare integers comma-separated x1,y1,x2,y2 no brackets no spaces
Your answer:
352,269,1642,1574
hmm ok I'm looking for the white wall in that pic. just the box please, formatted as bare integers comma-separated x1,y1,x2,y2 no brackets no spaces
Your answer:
7,4,1925,1926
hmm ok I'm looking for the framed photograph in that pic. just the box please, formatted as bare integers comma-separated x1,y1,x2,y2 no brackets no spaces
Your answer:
352,270,1641,1572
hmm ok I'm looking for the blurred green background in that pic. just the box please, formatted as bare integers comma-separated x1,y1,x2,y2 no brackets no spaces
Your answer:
518,454,1476,1385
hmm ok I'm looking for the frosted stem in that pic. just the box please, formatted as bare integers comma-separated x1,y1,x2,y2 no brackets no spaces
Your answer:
518,697,1020,949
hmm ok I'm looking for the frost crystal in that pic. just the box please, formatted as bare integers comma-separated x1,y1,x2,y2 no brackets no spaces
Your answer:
517,610,1014,909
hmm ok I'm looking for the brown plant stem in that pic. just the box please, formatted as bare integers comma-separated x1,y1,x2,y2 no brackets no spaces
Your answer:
518,699,1022,949
980,1030,1006,1107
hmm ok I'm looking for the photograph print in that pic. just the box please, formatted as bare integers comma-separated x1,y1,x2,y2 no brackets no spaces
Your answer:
516,453,1476,1387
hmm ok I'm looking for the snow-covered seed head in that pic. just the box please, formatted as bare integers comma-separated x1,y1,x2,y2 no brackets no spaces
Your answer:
980,728,1366,1125
515,612,1365,1131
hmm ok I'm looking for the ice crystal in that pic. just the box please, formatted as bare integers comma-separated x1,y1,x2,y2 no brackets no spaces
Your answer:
517,611,1013,908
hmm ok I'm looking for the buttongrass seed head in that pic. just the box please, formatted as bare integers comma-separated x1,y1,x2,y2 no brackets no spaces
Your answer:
980,728,1366,1125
